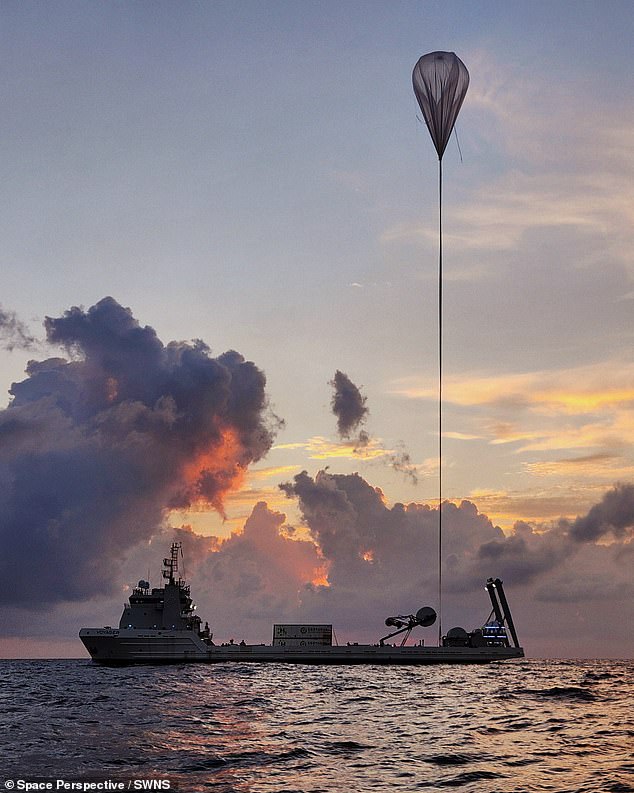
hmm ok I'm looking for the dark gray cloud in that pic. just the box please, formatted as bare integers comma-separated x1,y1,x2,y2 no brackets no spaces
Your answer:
568,483,634,542
0,306,37,351
535,572,634,604
330,370,368,439
329,372,417,483
386,444,418,485
474,523,569,585
279,469,504,624
0,297,278,605
275,471,633,652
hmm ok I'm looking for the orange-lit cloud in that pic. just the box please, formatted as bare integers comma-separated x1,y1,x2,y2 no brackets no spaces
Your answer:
174,502,328,639
182,427,247,513
443,431,484,441
170,483,299,541
392,361,634,413
466,485,606,527
391,361,634,524
310,564,330,587
249,464,303,480
274,435,423,486
170,461,311,541
522,453,634,480
275,435,389,460
391,361,634,461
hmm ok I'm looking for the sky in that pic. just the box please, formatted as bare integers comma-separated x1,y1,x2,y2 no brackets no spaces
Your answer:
1,0,633,659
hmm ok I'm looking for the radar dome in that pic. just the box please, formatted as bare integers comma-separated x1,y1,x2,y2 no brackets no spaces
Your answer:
445,626,469,647
415,606,437,627
138,580,150,590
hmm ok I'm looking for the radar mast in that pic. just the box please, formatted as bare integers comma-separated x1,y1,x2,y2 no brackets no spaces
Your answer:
162,542,181,585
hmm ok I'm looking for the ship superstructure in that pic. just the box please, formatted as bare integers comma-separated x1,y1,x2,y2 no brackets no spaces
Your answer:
118,543,206,635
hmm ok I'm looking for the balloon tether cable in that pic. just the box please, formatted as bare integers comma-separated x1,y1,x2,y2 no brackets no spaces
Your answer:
437,155,443,647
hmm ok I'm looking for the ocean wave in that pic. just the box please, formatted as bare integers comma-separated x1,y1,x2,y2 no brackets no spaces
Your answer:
1,658,631,793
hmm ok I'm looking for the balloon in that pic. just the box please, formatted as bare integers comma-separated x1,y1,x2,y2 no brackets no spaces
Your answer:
412,51,469,159
412,53,469,644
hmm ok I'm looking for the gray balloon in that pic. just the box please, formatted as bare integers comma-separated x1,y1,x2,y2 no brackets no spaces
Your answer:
412,51,469,159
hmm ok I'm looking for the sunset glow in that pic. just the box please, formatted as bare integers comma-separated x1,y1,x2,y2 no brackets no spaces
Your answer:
182,427,247,510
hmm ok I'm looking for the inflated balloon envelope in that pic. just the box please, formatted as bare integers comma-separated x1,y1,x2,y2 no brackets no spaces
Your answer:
412,51,469,160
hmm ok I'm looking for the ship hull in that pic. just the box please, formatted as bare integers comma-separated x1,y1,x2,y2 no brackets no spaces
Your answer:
80,629,524,665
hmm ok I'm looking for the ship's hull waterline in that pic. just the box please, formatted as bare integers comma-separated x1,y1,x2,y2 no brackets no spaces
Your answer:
79,629,524,665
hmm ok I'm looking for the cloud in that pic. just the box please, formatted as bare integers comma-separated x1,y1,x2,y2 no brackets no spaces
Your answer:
567,483,634,543
172,502,325,639
522,454,634,480
275,472,633,642
279,470,501,607
0,296,278,606
390,361,634,466
0,306,37,351
384,443,418,485
535,571,634,605
465,485,606,527
473,523,569,585
3,465,634,657
275,435,386,460
391,361,634,413
278,367,415,487
329,370,368,440
274,435,420,484
276,472,634,657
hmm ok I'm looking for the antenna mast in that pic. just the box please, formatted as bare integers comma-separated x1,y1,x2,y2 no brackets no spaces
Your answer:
163,542,181,585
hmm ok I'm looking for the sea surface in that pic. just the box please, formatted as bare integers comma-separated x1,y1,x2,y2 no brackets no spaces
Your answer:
1,659,632,793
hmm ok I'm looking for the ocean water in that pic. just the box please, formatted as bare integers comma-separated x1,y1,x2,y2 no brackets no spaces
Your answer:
1,659,632,793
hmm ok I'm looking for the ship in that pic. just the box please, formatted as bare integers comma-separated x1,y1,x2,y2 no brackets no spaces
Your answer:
80,542,524,664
